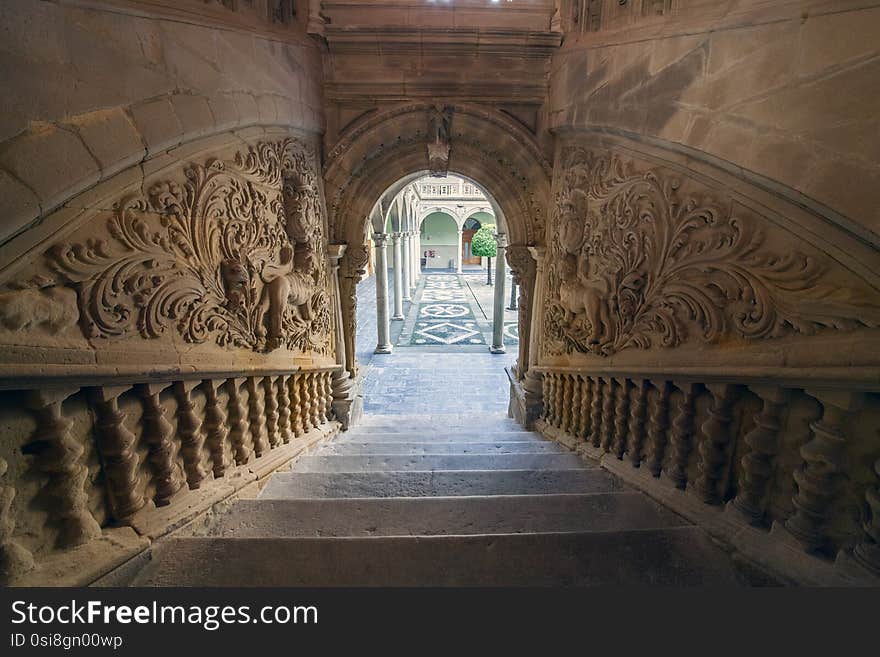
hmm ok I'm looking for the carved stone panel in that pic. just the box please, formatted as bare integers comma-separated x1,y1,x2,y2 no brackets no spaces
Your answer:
542,146,880,358
3,138,333,358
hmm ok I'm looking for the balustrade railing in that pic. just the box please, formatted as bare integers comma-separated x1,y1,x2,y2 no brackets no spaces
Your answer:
533,367,880,583
0,366,340,585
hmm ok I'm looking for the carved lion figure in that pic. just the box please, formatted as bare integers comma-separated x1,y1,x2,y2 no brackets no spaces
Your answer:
257,242,319,350
557,254,611,345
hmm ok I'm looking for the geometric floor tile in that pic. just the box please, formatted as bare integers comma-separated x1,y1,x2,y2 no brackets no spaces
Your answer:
411,320,486,345
419,303,473,319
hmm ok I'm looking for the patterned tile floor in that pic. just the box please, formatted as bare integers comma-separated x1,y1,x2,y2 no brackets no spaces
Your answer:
356,268,517,414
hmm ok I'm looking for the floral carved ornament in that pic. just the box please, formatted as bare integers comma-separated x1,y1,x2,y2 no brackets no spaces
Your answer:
543,147,880,357
23,139,333,354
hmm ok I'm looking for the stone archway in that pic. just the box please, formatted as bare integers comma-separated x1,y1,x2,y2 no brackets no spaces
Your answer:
325,103,552,384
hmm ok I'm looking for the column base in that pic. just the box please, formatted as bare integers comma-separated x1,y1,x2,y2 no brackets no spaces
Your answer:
391,314,405,321
374,345,393,354
490,345,506,354
403,296,412,303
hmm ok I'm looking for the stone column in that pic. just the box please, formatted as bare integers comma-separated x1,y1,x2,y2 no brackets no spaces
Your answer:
373,233,393,354
328,244,356,429
456,229,463,273
490,233,508,354
409,231,418,295
391,233,404,320
522,247,545,425
401,232,412,302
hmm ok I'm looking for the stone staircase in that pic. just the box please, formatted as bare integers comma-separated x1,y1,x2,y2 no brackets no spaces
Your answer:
134,413,764,586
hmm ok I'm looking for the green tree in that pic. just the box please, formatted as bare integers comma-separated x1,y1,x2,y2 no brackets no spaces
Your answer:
471,223,497,285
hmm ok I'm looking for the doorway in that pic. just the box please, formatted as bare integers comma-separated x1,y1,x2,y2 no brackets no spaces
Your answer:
461,217,482,266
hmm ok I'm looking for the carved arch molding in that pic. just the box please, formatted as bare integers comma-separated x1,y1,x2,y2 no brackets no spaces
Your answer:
323,102,552,248
0,137,334,358
543,141,880,359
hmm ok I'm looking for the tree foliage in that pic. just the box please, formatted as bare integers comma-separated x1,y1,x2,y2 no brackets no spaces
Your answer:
471,224,497,258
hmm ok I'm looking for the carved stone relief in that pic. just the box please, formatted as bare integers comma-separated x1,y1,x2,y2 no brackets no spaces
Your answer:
543,147,880,357
4,138,333,356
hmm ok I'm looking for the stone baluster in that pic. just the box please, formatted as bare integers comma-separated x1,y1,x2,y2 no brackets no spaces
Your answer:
853,457,880,576
626,379,649,466
590,377,604,448
246,377,270,457
668,382,699,489
301,374,314,433
561,374,573,435
310,373,322,428
730,386,789,524
785,390,863,552
601,378,617,452
322,372,333,420
202,380,231,478
225,378,253,465
136,383,183,506
171,381,208,488
25,389,101,547
541,374,551,423
578,376,592,442
0,455,35,583
612,378,632,459
91,386,145,519
290,373,304,437
646,381,671,475
277,375,294,444
694,384,738,504
262,376,281,449
569,375,582,438
545,374,556,425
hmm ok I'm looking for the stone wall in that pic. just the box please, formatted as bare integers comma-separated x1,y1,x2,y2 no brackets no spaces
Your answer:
550,0,880,239
0,0,340,586
0,0,324,247
520,0,880,583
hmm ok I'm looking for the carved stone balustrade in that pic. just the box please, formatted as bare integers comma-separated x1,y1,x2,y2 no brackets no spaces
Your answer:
0,365,341,586
531,366,880,585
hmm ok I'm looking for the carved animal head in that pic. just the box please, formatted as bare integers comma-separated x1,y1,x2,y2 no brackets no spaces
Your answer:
220,260,249,309
559,254,579,282
558,189,589,255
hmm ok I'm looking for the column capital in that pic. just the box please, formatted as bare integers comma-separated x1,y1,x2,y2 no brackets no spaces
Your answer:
496,233,509,249
391,232,401,243
372,232,389,247
327,243,347,265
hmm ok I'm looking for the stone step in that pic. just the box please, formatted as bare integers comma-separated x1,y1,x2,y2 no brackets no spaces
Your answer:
320,441,568,456
260,469,619,499
134,528,745,586
289,453,587,473
210,492,688,538
338,430,538,442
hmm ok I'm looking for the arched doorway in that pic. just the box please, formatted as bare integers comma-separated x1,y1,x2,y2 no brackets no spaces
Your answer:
461,216,481,266
323,103,551,426
420,212,459,269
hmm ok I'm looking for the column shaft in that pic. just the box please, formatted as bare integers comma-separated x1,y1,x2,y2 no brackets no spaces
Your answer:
456,229,463,273
491,235,508,354
401,233,411,302
391,233,404,320
373,234,392,354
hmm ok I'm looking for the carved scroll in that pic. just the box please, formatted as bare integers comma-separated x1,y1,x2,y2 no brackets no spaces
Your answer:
13,139,332,356
544,148,880,357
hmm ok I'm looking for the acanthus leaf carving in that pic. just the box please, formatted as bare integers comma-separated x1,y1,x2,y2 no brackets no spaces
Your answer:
37,138,332,355
544,147,880,357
